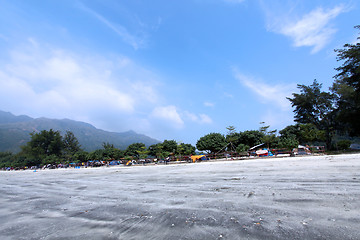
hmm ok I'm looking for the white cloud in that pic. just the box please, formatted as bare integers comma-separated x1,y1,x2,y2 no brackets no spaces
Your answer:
184,111,198,122
264,4,348,53
0,39,215,139
149,107,213,130
184,111,213,124
204,101,215,107
130,81,158,104
151,105,184,128
0,40,160,122
198,114,213,124
234,70,296,111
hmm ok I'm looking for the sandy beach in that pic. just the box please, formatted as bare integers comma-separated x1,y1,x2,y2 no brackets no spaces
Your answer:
1,154,360,239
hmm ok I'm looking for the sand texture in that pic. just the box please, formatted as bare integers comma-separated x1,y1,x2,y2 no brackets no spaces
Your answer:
1,154,360,239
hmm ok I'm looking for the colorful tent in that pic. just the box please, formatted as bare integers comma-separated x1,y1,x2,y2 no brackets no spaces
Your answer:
191,155,207,163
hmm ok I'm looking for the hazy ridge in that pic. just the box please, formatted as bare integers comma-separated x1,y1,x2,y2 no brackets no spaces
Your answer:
0,110,160,153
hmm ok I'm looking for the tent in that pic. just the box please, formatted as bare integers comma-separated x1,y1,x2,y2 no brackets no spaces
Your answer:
293,145,311,155
191,155,207,163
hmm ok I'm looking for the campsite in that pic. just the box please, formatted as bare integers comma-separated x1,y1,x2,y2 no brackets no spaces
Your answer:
1,2,360,239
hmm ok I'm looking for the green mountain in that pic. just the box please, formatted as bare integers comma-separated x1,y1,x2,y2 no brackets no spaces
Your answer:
0,110,160,153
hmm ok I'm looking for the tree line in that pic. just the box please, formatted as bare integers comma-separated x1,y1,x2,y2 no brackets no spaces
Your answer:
1,26,359,168
0,120,350,169
0,130,198,168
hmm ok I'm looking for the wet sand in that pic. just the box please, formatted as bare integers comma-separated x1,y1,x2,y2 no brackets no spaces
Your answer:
1,154,360,239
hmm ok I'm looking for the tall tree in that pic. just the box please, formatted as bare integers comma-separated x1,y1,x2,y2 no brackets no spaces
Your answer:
196,133,226,154
279,123,325,149
0,152,15,168
332,25,360,136
225,126,238,151
287,80,334,128
237,130,264,148
177,143,196,155
125,143,146,159
73,150,88,163
259,122,278,149
87,149,104,161
102,142,123,160
148,143,163,158
26,129,63,158
287,80,335,149
279,123,325,146
63,131,81,159
162,140,178,154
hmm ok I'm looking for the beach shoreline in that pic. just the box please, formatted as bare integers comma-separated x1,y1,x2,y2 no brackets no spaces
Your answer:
1,153,360,239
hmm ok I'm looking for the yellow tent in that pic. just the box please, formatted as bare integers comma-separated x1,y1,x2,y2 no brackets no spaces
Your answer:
191,155,206,163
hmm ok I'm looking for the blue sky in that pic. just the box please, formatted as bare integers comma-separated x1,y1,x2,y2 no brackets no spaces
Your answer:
0,0,359,145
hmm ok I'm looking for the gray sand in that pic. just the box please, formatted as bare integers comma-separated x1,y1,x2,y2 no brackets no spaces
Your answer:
1,154,360,239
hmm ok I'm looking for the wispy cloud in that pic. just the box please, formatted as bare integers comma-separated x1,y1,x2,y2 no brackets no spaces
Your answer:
78,3,145,50
223,92,234,99
263,3,348,53
234,70,296,111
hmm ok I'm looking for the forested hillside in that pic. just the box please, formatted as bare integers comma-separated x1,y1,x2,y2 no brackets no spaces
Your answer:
0,111,159,153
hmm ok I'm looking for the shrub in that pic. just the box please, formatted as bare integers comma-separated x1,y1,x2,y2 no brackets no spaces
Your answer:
337,140,352,150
